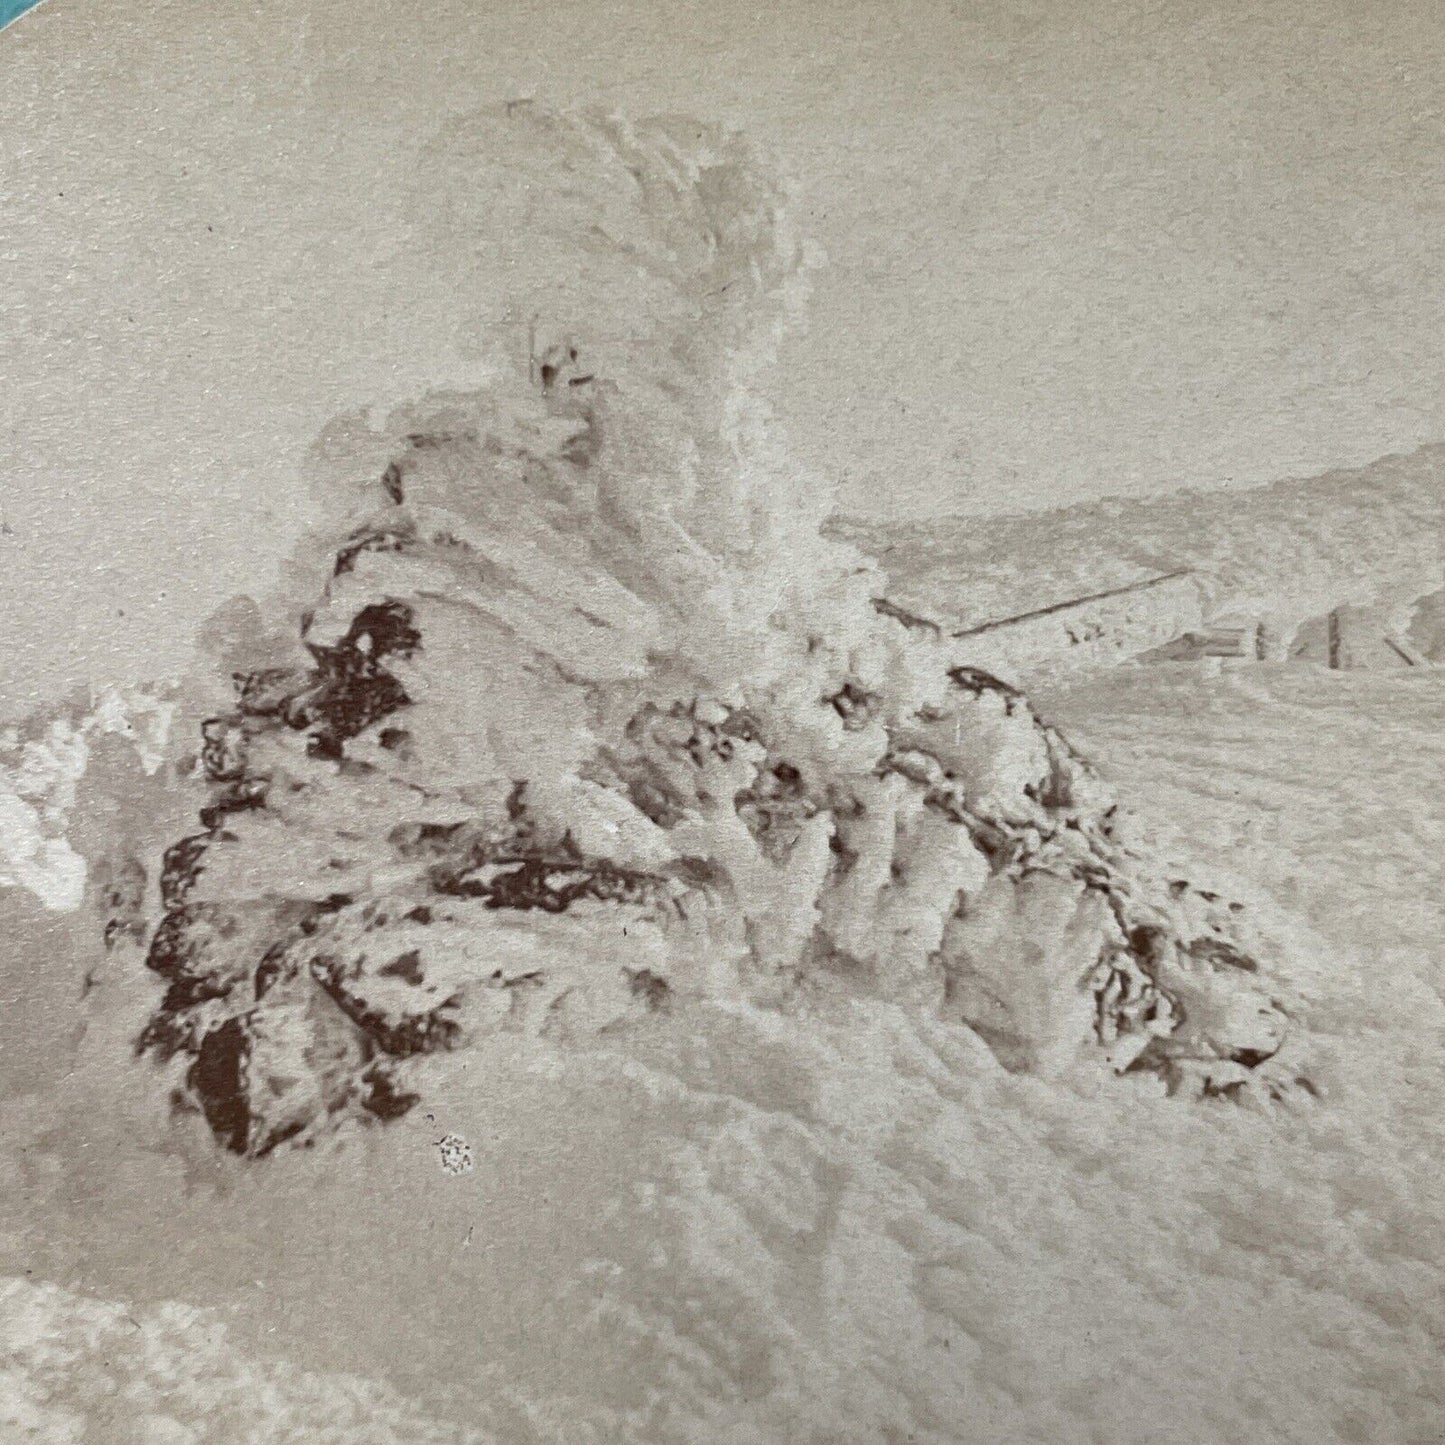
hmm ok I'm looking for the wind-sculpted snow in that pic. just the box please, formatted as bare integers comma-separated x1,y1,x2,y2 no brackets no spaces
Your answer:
0,1275,486,1443
111,113,1304,1155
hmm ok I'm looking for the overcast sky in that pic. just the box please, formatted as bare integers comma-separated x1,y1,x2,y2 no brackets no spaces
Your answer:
4,0,1444,713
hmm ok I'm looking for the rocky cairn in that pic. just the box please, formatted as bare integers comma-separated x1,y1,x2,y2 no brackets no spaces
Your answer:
135,378,1302,1157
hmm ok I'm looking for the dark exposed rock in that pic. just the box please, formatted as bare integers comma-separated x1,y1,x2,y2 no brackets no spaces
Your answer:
626,968,671,1010
432,853,662,912
159,834,210,911
291,601,420,760
198,778,268,833
186,990,369,1157
201,717,249,782
311,966,462,1057
141,901,318,1060
827,680,880,731
189,1016,252,1153
235,667,310,719
1187,936,1259,973
333,523,412,579
360,1063,420,1121
736,760,821,862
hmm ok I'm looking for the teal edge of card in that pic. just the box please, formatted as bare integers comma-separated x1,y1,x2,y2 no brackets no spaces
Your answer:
1,0,46,31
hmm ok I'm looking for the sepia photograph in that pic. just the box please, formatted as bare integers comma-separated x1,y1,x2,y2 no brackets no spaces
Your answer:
1,2,1442,1440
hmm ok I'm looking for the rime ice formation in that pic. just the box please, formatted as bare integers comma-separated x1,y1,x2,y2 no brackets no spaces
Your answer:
0,687,175,910
121,110,1302,1154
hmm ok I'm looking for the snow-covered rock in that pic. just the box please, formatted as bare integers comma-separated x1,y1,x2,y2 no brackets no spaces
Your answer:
133,379,1301,1153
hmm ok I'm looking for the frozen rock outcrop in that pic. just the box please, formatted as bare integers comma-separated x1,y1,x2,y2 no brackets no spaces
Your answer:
135,414,1300,1155
126,106,1302,1154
